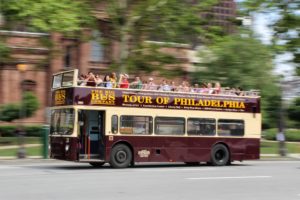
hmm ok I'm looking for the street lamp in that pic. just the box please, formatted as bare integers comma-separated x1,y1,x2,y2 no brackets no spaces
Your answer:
17,63,27,158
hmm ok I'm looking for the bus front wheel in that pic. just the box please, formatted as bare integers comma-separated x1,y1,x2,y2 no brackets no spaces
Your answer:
210,144,229,166
110,144,132,168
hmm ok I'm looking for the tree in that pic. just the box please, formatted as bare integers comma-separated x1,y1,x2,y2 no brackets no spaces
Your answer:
0,41,10,63
193,34,281,128
242,0,300,75
287,97,300,128
104,0,225,73
0,0,95,33
0,92,39,122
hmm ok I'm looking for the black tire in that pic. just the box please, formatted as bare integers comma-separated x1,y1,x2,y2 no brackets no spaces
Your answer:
110,144,132,168
210,144,230,166
185,162,200,166
89,162,105,167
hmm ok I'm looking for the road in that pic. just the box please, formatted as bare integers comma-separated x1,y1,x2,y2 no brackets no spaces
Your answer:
0,160,299,200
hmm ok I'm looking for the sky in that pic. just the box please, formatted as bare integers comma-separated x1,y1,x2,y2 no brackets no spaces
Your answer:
252,12,295,78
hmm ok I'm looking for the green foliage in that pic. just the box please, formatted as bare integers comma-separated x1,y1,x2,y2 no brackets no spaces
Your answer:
0,41,10,62
21,92,40,118
105,0,224,72
242,0,300,75
0,92,39,122
287,97,300,128
0,125,43,137
193,35,281,128
1,0,95,33
0,104,21,122
263,128,300,142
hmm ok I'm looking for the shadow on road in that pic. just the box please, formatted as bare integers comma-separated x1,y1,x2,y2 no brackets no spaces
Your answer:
24,162,251,171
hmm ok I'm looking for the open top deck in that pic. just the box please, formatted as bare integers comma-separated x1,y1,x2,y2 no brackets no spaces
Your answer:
52,70,260,113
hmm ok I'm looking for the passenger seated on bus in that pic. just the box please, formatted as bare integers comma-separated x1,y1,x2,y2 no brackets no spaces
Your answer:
145,77,157,90
170,81,176,91
182,81,190,92
213,82,221,94
199,83,208,93
78,74,87,86
86,71,97,86
191,83,200,93
103,74,113,88
95,74,103,87
159,80,171,91
119,74,129,88
110,72,118,88
130,76,143,89
235,87,244,96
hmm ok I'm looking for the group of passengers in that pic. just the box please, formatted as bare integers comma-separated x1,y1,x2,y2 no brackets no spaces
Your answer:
78,71,247,95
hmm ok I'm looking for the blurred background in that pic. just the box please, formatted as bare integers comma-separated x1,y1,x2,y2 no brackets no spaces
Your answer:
0,0,299,158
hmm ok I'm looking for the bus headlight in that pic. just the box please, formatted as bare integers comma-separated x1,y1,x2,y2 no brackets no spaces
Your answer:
65,144,70,152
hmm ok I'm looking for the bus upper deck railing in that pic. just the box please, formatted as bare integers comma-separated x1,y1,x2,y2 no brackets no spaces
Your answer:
75,81,260,97
52,69,260,97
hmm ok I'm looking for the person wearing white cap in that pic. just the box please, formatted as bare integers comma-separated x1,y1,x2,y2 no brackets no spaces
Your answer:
147,77,157,90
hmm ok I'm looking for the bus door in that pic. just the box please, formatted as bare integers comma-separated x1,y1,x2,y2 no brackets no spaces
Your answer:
78,110,105,161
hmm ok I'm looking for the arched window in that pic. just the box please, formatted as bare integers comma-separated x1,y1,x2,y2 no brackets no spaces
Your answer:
21,80,37,92
90,30,104,62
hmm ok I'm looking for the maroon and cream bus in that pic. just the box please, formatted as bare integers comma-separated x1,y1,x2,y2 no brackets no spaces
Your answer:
50,70,261,168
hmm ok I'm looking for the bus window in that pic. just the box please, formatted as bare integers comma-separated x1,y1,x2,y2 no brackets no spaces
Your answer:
187,118,216,136
155,117,185,135
50,109,74,135
120,116,153,135
62,72,74,87
52,74,62,89
111,115,118,134
217,119,244,136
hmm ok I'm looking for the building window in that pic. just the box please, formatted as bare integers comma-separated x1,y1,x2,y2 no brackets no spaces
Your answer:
111,115,118,134
187,118,216,136
90,30,104,62
64,46,72,68
120,116,153,135
21,80,37,92
218,119,244,136
155,117,185,135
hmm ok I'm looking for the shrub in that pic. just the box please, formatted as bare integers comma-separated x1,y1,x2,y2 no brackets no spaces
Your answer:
0,125,44,137
263,128,300,142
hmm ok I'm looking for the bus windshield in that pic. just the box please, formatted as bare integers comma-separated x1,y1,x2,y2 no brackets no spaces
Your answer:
50,109,74,135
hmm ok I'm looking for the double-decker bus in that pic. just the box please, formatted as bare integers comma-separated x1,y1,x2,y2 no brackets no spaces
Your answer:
49,69,261,168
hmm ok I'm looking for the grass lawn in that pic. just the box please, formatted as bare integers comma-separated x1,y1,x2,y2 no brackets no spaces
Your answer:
0,146,42,157
0,137,41,146
260,140,300,154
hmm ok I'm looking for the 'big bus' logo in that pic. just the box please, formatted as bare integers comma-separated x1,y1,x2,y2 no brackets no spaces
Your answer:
54,90,66,105
91,90,115,105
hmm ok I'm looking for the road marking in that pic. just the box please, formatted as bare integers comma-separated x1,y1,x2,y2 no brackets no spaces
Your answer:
130,168,215,172
186,176,272,180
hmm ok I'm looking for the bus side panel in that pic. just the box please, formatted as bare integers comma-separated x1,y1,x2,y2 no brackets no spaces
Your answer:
244,138,260,160
105,136,260,163
105,136,153,163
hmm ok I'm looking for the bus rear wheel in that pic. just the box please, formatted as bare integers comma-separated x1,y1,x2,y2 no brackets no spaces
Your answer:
210,144,229,166
110,144,132,168
89,162,105,167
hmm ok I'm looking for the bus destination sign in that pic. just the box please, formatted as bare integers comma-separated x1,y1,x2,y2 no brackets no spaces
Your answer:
55,88,260,113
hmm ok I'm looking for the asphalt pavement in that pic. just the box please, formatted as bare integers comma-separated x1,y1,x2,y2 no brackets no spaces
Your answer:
0,160,299,200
